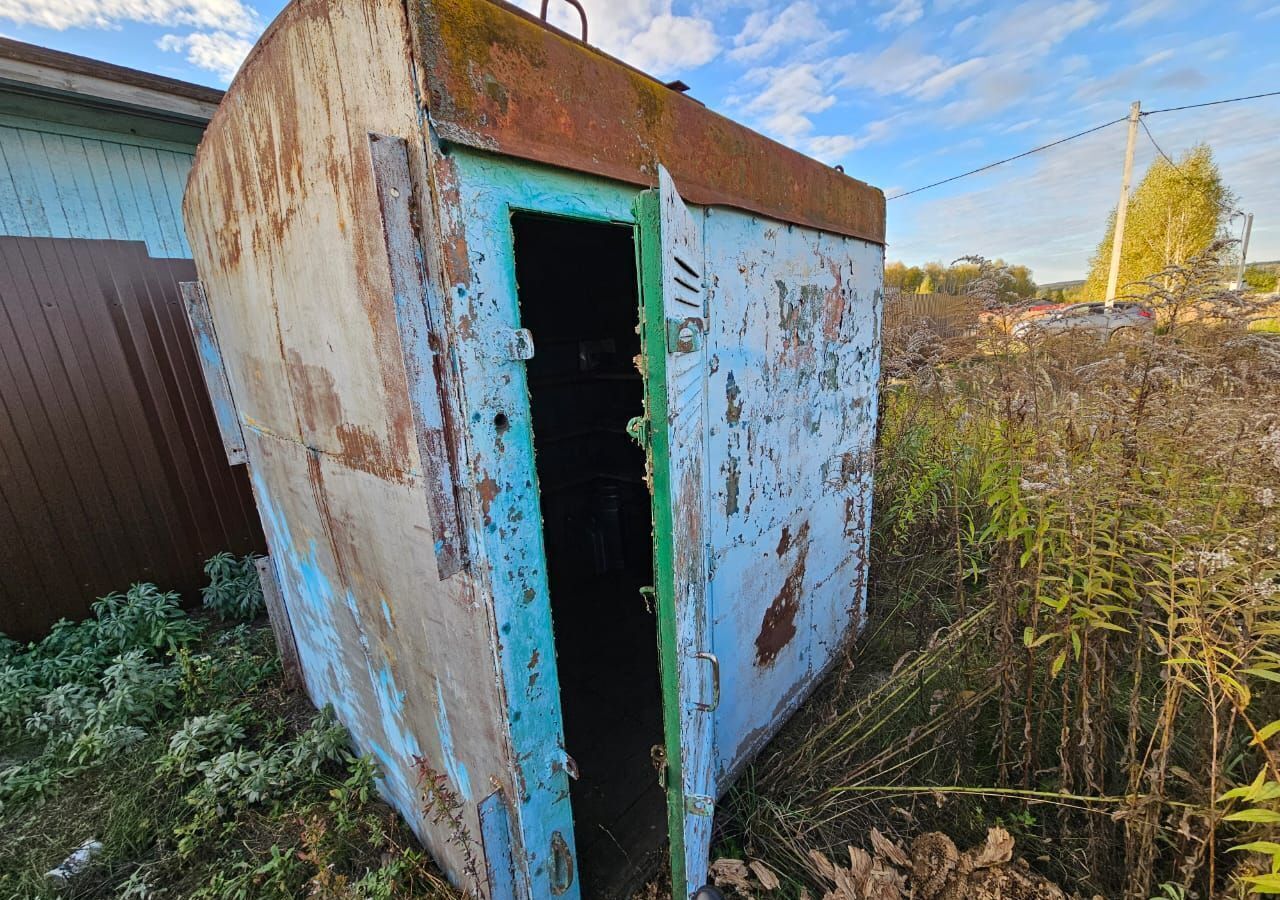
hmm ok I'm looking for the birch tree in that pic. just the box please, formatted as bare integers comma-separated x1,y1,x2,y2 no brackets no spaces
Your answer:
1082,144,1235,299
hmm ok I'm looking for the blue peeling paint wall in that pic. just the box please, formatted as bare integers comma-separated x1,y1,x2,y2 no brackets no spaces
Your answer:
434,148,641,900
438,148,884,892
703,213,883,784
0,112,196,257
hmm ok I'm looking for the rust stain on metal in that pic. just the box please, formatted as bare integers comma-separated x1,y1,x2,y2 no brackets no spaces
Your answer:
775,524,792,557
755,521,810,667
821,256,848,342
335,424,409,483
408,0,885,243
724,371,742,424
476,473,500,522
287,351,343,437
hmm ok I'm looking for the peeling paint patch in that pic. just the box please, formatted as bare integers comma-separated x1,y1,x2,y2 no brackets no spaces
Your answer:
755,521,810,667
434,678,472,802
725,455,740,516
476,474,500,523
725,372,742,424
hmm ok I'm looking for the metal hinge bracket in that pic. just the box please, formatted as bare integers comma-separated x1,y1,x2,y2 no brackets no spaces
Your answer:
685,793,714,817
180,281,246,466
504,328,535,361
626,415,648,447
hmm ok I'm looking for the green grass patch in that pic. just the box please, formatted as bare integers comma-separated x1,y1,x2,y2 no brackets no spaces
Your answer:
0,557,456,900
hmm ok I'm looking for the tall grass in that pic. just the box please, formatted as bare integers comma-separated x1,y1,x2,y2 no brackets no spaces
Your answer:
719,257,1280,898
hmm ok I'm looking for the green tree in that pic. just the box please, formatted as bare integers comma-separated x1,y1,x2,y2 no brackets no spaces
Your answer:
1243,266,1278,293
1082,143,1236,299
1005,264,1036,298
885,261,924,293
887,258,1037,297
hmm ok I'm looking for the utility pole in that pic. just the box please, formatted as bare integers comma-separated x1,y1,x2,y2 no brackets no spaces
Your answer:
1104,100,1142,306
1234,212,1254,289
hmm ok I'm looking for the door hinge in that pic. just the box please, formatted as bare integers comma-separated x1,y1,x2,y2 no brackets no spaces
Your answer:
504,328,535,361
666,316,704,354
626,415,648,447
685,793,714,817
650,744,667,789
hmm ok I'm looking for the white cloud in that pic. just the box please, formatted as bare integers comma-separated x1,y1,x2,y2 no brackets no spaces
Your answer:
509,0,720,77
0,0,257,35
624,14,719,75
157,30,253,82
1112,0,1181,29
981,0,1107,55
806,118,896,160
806,134,863,159
874,0,924,30
0,0,264,82
832,39,984,100
912,57,989,100
731,1,839,62
738,62,836,141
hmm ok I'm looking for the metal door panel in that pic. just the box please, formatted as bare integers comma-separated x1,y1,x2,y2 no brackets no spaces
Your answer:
701,211,882,783
635,165,714,897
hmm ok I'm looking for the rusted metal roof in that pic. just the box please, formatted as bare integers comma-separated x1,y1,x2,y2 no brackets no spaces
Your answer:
217,0,883,244
406,0,884,244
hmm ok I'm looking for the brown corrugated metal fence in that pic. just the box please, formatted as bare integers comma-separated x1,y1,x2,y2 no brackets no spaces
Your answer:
0,236,264,640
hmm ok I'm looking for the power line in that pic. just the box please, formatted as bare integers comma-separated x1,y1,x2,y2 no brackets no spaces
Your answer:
886,117,1127,200
1143,89,1280,116
889,89,1280,201
1138,116,1178,168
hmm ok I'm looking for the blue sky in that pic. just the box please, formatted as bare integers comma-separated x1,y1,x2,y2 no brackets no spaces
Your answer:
3,0,1278,282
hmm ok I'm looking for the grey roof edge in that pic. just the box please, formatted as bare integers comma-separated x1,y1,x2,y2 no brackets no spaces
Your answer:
0,37,223,123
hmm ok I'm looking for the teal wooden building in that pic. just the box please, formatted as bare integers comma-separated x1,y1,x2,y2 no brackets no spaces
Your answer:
0,39,263,638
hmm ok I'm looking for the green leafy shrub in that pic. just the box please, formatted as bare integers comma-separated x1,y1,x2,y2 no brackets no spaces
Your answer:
0,559,457,899
0,586,202,814
201,553,264,621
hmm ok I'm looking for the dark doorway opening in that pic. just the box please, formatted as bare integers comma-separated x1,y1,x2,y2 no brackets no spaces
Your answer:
512,213,667,896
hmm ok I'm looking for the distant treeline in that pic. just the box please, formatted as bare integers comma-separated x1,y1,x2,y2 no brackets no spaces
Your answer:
885,259,1036,298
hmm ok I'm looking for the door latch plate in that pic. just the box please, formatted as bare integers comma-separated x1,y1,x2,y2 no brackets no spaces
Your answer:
666,316,704,354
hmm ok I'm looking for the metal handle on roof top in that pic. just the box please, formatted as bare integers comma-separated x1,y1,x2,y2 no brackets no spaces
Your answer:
540,0,588,42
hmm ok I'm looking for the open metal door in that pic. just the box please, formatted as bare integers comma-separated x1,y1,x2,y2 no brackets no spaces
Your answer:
635,165,715,897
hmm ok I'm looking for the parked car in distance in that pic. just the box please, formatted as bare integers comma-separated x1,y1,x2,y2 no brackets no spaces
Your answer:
976,301,1065,334
1012,301,1153,340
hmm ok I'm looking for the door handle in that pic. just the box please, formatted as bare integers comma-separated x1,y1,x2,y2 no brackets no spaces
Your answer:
691,651,719,712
